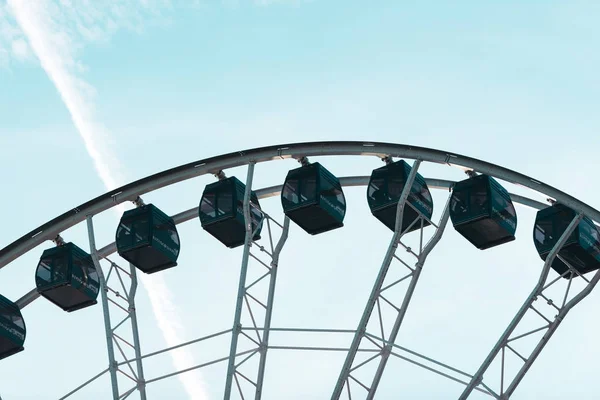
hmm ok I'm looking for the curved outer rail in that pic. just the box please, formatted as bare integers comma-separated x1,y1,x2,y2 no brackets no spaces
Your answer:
13,176,550,309
2,141,598,270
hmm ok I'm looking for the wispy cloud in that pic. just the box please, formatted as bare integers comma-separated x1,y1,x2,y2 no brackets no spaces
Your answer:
3,1,209,398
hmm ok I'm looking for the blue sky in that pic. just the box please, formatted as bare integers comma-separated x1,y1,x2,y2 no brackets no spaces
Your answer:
1,1,599,399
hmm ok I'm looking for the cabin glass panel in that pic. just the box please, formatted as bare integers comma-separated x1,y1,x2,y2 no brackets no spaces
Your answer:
450,176,490,225
0,296,25,360
151,211,180,262
218,190,234,217
303,176,317,203
318,173,346,220
533,204,600,278
282,179,300,207
469,185,489,218
578,220,600,260
367,168,404,209
533,206,578,254
409,176,434,217
450,186,470,222
282,163,346,235
117,204,180,274
367,160,433,233
35,250,69,289
449,175,517,250
490,186,517,232
200,192,217,219
236,192,264,233
35,243,99,312
232,190,263,232
200,177,263,247
0,299,25,334
71,250,99,296
367,176,386,205
0,306,24,331
282,167,318,210
533,218,554,250
387,174,404,200
116,212,151,251
200,180,237,225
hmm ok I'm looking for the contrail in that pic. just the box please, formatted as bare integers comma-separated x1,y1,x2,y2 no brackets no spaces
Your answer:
6,1,210,399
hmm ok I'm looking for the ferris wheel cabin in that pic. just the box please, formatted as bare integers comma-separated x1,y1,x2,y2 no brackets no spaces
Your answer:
367,160,434,233
35,243,100,312
534,203,600,278
0,295,25,361
116,204,180,274
281,162,347,235
199,176,263,248
449,175,518,250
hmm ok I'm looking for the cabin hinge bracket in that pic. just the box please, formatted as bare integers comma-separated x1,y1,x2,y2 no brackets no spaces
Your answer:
52,234,65,246
215,170,227,180
297,156,310,166
132,196,145,207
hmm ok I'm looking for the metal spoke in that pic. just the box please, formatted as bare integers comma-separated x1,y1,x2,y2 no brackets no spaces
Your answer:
459,213,600,399
331,159,452,399
223,162,290,400
5,142,600,400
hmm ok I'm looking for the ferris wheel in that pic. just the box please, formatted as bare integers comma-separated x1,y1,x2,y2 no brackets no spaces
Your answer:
1,141,599,399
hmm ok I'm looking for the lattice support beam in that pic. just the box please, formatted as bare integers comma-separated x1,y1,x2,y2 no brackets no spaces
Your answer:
87,216,147,400
458,212,600,399
366,197,451,398
331,159,451,399
88,216,121,400
223,162,290,400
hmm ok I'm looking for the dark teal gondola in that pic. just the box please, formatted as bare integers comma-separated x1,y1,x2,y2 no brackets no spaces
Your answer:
116,204,180,274
0,295,25,361
281,162,346,235
35,242,100,312
367,160,433,233
450,174,517,250
533,203,600,278
200,176,263,248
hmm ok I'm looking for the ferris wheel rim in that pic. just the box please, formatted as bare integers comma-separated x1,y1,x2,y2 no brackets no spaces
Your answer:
1,140,597,270
13,174,552,309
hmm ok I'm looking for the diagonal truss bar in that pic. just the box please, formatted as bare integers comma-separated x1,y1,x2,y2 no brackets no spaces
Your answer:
61,329,236,398
255,217,290,399
459,213,586,399
59,368,109,400
61,323,508,400
88,216,121,400
502,266,600,397
257,325,495,397
88,215,147,400
331,159,451,399
223,162,290,400
123,262,146,399
330,159,423,398
367,198,451,397
223,162,257,399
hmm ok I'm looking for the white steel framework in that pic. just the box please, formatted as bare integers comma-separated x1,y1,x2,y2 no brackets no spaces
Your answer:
458,212,600,399
222,162,291,400
1,142,599,400
331,159,453,399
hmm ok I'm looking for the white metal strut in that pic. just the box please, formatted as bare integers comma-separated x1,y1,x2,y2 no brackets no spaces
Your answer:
223,162,290,399
87,216,148,400
458,212,600,399
331,159,451,399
